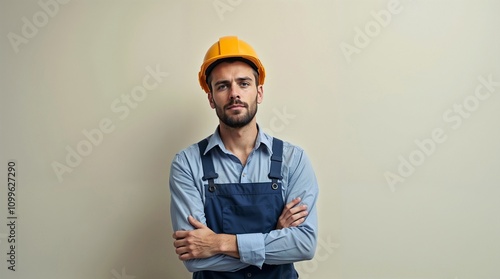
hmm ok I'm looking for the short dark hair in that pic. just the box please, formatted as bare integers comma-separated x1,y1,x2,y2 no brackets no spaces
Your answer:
206,57,259,93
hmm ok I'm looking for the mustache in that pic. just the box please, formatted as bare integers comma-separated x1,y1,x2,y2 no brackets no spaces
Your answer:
224,99,248,109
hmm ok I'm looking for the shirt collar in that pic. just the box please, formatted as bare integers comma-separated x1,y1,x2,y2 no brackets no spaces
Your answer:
202,124,273,155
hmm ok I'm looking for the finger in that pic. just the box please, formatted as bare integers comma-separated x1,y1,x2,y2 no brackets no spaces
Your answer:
289,204,308,215
290,216,306,227
188,215,206,229
176,247,190,257
285,197,301,210
178,251,192,261
173,232,181,239
173,229,191,239
283,204,308,222
281,198,302,219
285,208,309,225
291,210,309,224
291,207,308,219
281,198,298,215
173,238,186,248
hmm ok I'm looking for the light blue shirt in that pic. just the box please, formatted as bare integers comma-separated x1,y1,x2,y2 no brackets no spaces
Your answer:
169,126,319,272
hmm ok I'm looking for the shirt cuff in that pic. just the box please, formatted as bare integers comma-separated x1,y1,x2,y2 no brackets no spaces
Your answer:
236,233,265,268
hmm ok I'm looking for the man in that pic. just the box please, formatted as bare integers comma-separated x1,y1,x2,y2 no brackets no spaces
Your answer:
170,36,319,278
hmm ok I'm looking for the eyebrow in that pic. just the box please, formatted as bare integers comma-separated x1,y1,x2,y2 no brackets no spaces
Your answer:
213,76,253,87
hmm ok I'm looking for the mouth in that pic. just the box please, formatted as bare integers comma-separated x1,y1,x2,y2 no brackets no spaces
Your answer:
227,104,246,110
225,101,247,110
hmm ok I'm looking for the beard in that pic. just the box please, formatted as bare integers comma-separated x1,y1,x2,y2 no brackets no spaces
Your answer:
214,97,258,128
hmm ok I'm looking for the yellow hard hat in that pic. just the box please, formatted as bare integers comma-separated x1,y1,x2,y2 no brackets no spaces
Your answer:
198,36,266,93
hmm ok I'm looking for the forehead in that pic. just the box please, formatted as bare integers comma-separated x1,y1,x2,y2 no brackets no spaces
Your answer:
210,61,256,81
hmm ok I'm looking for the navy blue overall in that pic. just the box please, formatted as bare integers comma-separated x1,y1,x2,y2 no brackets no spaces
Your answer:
193,137,298,279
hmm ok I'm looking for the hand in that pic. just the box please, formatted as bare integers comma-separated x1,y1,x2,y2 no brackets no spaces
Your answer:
276,197,308,229
172,216,218,261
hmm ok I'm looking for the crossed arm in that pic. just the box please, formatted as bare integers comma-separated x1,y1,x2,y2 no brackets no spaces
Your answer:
172,197,309,261
170,147,318,272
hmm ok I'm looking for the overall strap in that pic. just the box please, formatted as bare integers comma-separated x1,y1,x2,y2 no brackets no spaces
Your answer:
268,137,284,186
198,139,218,189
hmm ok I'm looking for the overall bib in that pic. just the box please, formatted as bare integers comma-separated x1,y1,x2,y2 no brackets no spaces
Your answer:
193,138,298,279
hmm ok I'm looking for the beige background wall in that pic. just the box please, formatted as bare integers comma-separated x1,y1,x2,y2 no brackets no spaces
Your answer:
1,0,500,278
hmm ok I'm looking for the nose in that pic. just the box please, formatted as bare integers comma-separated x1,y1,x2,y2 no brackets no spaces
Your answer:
228,80,241,99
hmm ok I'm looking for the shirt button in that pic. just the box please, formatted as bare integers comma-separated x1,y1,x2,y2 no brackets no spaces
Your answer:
242,173,246,177
246,273,252,277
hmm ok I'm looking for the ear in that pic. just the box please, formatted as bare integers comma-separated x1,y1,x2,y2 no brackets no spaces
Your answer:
257,85,264,104
208,92,216,109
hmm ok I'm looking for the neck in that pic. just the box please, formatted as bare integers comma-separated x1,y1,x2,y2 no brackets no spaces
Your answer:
218,121,258,165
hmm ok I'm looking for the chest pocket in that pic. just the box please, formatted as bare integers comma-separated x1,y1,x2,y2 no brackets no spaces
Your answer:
205,182,283,234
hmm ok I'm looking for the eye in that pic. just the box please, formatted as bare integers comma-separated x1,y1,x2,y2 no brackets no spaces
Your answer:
216,84,228,91
240,81,250,87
